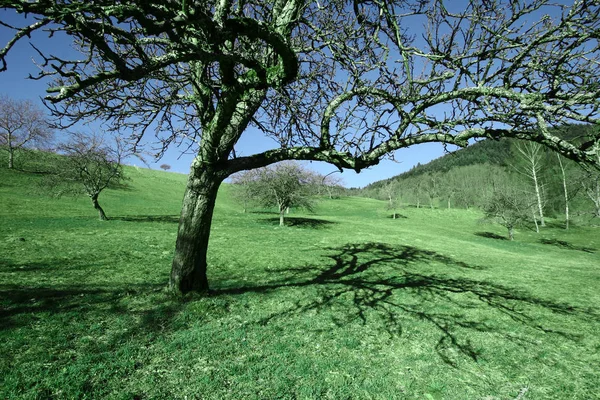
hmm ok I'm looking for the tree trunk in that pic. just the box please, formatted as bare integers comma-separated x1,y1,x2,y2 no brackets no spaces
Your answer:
8,147,14,169
91,194,108,221
508,226,514,241
170,167,222,295
279,209,285,226
532,208,539,233
532,164,545,227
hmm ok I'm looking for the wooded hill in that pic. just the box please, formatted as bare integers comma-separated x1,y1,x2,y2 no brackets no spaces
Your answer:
361,124,600,226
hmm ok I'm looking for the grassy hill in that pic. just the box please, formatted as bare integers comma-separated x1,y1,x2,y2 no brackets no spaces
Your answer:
1,161,600,399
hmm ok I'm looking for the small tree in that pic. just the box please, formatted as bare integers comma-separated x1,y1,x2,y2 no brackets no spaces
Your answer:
160,164,171,171
381,180,401,219
321,172,344,199
233,162,318,226
0,95,53,169
424,173,440,210
483,186,530,241
42,132,126,221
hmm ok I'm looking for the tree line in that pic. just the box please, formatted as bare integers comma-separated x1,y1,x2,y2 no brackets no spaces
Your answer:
360,130,600,238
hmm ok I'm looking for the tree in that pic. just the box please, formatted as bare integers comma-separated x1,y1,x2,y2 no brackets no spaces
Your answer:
483,185,530,241
42,132,126,221
160,164,171,171
381,180,401,218
232,162,317,226
2,1,600,294
321,172,345,200
514,142,547,227
424,173,440,210
0,95,52,169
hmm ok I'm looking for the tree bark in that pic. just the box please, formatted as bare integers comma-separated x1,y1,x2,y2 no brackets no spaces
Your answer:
532,165,545,226
508,226,514,241
91,194,108,221
8,147,14,169
170,166,223,295
279,208,285,226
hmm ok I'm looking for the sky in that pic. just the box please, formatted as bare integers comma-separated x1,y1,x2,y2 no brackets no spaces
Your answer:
0,7,458,189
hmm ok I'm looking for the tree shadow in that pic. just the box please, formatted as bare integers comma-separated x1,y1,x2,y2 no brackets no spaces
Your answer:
0,283,177,334
387,214,408,219
261,217,337,228
0,256,105,272
475,231,508,240
540,238,596,253
116,215,180,223
212,242,595,367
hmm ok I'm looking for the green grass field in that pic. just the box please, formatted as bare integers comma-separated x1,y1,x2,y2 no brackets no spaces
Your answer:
1,164,599,399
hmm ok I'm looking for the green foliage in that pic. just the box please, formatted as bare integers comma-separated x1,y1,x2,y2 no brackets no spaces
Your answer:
1,164,600,398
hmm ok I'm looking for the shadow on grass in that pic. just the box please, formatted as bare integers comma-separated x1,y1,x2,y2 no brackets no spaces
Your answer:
0,283,177,334
213,242,595,367
116,215,180,223
475,231,508,240
0,256,105,272
261,217,337,228
387,214,408,219
540,238,596,253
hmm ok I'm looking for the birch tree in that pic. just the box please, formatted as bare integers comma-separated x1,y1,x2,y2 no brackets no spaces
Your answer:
2,1,600,293
514,142,547,226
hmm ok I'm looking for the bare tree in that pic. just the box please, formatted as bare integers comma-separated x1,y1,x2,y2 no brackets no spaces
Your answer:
381,180,401,218
42,132,126,221
424,173,440,210
0,95,52,169
514,142,547,227
483,186,530,241
321,172,345,199
2,1,600,293
159,164,171,171
232,162,318,226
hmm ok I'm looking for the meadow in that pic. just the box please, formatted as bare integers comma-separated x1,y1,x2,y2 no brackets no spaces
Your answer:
1,163,599,399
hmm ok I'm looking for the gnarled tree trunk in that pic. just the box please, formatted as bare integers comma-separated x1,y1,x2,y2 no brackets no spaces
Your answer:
170,165,223,295
91,194,108,221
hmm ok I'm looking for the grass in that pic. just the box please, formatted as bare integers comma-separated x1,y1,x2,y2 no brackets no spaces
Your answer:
1,158,600,399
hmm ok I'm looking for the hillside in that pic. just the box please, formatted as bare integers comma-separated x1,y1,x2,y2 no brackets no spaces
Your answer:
2,154,600,399
365,123,598,191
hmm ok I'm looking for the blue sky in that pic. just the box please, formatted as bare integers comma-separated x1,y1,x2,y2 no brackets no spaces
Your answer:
0,8,455,188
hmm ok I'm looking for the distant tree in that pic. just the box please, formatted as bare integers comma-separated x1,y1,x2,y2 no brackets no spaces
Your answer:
0,95,53,169
381,180,401,219
409,179,423,209
424,173,440,210
42,132,126,221
514,142,547,227
233,162,318,226
321,172,345,199
231,169,261,213
483,185,530,241
160,164,171,171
